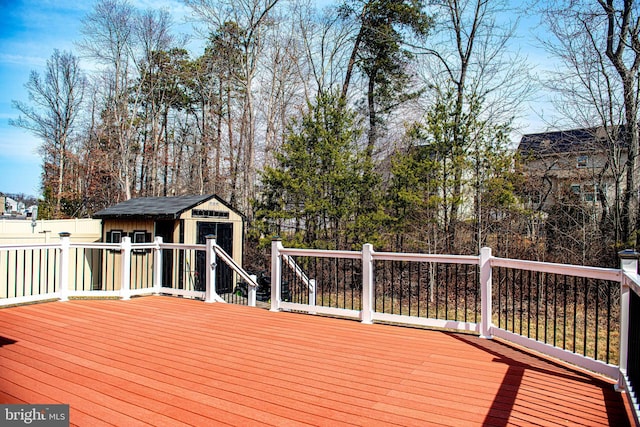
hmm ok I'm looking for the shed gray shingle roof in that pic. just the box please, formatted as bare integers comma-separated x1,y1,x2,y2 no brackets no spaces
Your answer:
93,194,217,220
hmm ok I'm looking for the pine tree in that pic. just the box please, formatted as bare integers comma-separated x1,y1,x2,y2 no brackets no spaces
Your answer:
256,90,384,249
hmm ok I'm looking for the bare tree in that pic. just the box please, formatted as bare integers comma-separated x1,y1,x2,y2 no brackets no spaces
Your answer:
256,1,313,171
339,0,431,158
539,0,640,246
418,0,532,251
134,9,179,197
184,0,281,214
78,0,139,200
11,49,86,217
295,1,353,101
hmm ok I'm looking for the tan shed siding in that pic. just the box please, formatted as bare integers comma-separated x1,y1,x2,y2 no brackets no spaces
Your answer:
181,219,196,244
179,198,244,268
180,198,243,222
102,219,155,242
101,219,155,291
183,200,244,295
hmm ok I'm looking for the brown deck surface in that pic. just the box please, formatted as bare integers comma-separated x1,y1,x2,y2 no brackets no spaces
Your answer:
0,296,632,426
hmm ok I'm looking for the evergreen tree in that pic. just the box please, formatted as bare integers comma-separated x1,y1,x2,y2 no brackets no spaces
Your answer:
256,90,383,249
387,88,518,254
340,0,431,157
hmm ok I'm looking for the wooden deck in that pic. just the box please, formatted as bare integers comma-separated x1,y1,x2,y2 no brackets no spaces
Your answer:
0,296,633,426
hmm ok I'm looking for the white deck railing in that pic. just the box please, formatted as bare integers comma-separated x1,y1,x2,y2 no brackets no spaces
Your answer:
268,238,640,421
0,232,258,306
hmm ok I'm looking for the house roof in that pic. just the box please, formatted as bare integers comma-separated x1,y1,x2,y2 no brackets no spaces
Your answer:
93,194,236,220
517,127,612,156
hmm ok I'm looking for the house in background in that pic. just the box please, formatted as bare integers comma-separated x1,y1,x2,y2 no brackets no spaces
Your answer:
516,126,626,213
3,197,24,215
93,194,245,294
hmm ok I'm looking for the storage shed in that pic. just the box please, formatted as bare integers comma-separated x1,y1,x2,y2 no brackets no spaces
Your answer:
93,194,245,293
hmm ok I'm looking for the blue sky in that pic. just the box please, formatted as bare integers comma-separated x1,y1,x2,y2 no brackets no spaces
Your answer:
0,0,552,198
0,0,194,197
0,1,91,197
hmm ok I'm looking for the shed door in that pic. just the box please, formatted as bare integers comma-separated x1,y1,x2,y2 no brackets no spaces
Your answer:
196,222,234,293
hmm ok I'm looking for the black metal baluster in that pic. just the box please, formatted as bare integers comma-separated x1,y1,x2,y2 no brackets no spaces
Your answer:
563,274,570,350
583,277,588,357
527,269,532,338
553,274,558,348
594,280,600,361
535,271,539,341
544,272,549,344
573,275,578,353
343,258,347,309
436,263,441,319
463,264,468,323
475,264,479,324
416,261,421,316
392,260,397,314
454,264,459,321
606,282,611,364
519,269,524,336
496,267,502,329
511,268,516,333
445,263,450,320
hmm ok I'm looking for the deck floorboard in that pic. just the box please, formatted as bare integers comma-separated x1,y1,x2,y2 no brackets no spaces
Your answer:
0,296,632,426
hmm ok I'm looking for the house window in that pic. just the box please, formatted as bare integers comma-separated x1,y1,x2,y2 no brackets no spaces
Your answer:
570,184,581,195
584,184,601,202
577,155,588,168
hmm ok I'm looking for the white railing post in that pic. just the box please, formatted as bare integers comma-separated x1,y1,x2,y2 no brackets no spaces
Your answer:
153,236,163,294
58,232,71,302
120,236,131,300
309,279,316,314
270,237,283,312
617,249,638,391
361,243,374,324
480,247,493,338
248,274,257,307
205,235,217,303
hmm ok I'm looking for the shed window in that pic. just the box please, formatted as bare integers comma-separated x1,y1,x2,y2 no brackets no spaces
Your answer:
131,230,152,253
107,230,123,243
133,231,146,243
192,209,229,219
